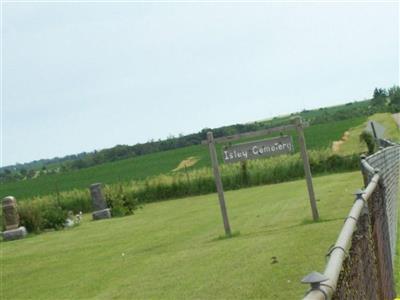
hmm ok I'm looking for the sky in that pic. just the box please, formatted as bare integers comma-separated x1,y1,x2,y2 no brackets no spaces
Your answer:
1,1,399,166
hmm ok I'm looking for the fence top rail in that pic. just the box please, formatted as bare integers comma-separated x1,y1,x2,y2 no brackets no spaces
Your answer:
361,142,400,174
372,140,399,156
302,173,380,300
361,156,377,175
380,139,398,147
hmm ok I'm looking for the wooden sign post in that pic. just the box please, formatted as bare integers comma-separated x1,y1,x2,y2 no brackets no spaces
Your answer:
293,117,319,221
205,117,319,226
207,132,232,236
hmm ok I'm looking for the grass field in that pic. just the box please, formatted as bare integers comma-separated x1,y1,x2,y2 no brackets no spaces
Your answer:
0,117,366,200
1,171,364,299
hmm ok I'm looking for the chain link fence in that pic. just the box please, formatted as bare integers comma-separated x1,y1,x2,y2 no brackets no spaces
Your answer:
365,140,400,264
302,140,400,300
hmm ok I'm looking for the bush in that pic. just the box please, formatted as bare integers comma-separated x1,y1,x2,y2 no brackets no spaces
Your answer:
18,199,68,232
104,184,139,217
131,150,360,202
359,131,376,154
18,202,43,233
41,204,67,230
58,189,91,213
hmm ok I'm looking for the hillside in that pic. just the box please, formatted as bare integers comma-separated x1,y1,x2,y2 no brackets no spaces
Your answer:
336,113,400,154
0,117,366,199
1,99,373,174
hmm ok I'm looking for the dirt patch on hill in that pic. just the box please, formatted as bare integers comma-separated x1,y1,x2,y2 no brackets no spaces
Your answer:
332,131,350,153
172,157,200,172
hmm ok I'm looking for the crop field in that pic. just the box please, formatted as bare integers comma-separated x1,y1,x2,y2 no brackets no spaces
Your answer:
0,117,366,200
2,171,364,299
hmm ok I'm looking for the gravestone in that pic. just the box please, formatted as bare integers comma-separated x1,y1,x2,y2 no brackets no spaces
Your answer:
90,183,111,220
2,196,27,241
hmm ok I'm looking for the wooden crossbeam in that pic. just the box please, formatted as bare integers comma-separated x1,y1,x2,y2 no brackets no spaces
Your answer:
202,122,308,145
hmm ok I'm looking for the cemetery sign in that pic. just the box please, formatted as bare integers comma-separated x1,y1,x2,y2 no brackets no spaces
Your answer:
206,117,319,234
222,136,293,163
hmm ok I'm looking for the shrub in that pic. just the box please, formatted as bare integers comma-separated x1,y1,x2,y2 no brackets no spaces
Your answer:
18,201,43,233
359,131,376,154
41,204,67,230
18,198,68,232
58,189,91,213
104,184,139,217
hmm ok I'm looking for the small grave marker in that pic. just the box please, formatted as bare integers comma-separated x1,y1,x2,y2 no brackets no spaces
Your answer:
90,183,111,220
2,196,27,241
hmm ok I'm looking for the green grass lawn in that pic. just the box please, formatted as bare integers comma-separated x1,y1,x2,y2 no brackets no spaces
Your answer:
1,171,364,299
1,117,365,200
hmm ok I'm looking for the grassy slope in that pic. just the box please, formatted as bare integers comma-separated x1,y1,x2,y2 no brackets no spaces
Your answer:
338,113,400,155
299,100,371,119
9,100,370,173
0,117,365,200
2,172,363,299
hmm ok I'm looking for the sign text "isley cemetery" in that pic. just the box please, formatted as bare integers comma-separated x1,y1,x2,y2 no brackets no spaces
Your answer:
222,136,293,164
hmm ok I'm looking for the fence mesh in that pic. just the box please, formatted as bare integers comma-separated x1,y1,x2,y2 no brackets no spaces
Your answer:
366,141,400,264
332,142,400,299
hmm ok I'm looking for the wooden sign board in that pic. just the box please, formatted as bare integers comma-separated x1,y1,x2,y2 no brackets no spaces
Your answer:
222,136,293,164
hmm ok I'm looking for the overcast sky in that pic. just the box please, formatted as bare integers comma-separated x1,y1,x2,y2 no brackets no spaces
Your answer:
2,1,399,166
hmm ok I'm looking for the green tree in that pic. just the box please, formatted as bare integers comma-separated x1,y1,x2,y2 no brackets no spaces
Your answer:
389,85,400,105
372,88,387,107
27,169,36,179
20,168,27,177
